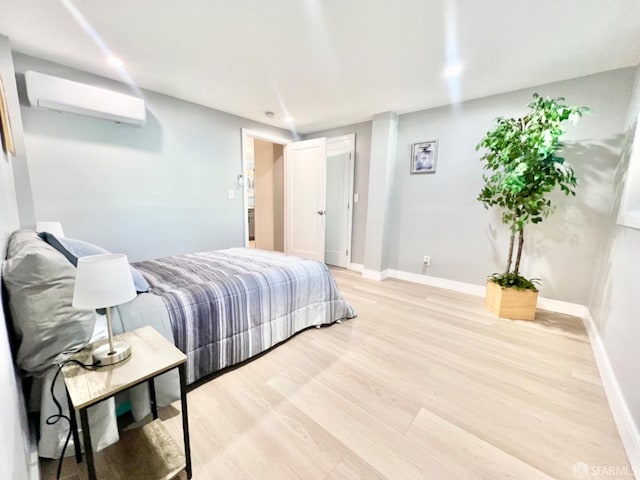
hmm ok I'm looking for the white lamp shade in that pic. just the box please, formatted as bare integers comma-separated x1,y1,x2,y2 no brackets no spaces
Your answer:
72,254,136,309
36,221,65,237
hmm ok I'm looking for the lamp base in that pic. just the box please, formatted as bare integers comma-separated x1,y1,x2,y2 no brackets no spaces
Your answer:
92,340,132,366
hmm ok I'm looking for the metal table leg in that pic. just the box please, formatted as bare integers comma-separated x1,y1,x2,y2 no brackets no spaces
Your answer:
80,407,96,480
66,389,82,463
148,377,158,420
179,365,192,479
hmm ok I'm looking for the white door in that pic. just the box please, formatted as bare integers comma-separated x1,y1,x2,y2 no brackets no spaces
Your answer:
284,138,327,261
325,134,355,267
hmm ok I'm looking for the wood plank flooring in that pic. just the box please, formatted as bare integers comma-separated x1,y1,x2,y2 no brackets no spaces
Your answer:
43,268,632,479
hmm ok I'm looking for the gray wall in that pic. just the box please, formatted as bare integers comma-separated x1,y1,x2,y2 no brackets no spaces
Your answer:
589,66,640,432
1,47,34,228
364,112,398,272
388,68,635,305
0,35,37,480
13,53,291,262
304,121,372,265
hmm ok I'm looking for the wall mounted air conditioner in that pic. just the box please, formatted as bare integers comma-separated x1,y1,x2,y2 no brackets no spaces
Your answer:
24,70,146,127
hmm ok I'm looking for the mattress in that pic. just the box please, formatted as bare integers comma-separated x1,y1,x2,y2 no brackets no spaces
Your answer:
134,248,356,383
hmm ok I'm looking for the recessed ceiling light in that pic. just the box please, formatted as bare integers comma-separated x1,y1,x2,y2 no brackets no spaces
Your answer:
443,62,464,77
107,56,124,68
264,111,275,118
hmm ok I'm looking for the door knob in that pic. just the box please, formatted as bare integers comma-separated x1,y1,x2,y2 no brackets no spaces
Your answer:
317,210,326,215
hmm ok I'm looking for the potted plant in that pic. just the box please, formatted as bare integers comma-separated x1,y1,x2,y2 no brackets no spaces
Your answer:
477,93,589,320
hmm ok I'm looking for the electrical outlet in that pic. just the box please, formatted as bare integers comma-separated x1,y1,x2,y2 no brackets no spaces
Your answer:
423,255,431,266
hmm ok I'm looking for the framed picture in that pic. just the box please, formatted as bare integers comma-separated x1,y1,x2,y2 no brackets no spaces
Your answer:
0,74,16,155
411,140,438,174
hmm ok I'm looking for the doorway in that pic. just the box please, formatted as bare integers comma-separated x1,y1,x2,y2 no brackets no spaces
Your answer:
283,134,355,266
241,129,355,267
242,129,290,251
324,134,355,268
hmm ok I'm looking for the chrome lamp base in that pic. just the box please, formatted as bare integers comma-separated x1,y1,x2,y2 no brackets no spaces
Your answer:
92,340,131,366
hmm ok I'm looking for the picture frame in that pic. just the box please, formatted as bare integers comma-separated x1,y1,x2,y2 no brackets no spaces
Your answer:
0,74,16,155
411,140,438,174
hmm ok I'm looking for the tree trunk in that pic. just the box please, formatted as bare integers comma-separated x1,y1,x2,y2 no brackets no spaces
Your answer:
514,229,525,276
505,232,515,274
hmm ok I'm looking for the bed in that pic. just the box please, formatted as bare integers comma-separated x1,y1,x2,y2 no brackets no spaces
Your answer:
134,247,355,384
2,230,355,458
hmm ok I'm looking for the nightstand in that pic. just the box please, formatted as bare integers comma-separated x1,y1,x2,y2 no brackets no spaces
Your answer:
62,326,192,480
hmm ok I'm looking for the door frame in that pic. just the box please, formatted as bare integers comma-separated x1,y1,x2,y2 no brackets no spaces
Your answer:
325,133,356,267
241,128,291,247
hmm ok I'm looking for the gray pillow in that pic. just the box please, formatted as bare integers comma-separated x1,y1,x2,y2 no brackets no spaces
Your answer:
38,232,150,293
2,230,96,376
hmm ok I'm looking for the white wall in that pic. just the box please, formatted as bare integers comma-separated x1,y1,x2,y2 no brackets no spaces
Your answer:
304,121,371,265
13,53,291,262
589,65,640,433
0,35,37,480
388,68,635,305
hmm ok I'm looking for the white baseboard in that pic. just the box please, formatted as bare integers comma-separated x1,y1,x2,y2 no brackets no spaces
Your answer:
582,312,640,474
347,263,364,273
536,297,589,318
28,422,39,480
368,268,588,316
362,268,390,281
387,269,485,297
360,266,639,473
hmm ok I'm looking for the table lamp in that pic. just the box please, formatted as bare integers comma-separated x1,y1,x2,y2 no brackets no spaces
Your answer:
72,254,137,365
36,221,65,238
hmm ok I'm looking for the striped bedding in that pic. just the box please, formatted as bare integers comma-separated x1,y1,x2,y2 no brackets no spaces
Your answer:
134,248,356,383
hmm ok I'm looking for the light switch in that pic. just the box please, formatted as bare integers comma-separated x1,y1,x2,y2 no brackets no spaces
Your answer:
354,193,360,203
228,190,235,200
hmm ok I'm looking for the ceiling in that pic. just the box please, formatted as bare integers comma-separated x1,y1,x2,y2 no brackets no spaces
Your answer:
0,0,639,134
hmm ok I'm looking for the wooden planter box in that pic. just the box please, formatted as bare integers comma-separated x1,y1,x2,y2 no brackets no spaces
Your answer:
485,280,538,321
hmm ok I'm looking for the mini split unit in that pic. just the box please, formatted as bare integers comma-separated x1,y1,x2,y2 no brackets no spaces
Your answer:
24,70,147,127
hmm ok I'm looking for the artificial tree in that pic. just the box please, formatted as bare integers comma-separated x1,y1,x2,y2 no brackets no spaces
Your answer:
477,93,589,293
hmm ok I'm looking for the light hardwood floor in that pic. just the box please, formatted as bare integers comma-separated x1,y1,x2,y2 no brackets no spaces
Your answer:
44,268,632,479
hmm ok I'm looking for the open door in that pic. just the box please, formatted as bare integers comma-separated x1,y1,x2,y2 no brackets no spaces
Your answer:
325,134,355,268
284,138,327,261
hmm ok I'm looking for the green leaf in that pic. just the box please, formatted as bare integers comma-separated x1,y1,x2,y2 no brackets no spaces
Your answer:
489,273,539,291
477,92,587,273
